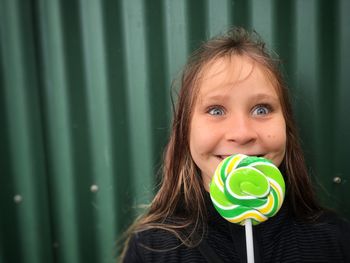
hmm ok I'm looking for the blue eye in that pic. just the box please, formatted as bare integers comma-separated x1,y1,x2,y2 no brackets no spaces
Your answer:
208,107,225,116
252,105,271,116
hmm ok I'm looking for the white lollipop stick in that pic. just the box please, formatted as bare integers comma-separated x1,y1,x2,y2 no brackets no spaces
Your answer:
245,218,255,263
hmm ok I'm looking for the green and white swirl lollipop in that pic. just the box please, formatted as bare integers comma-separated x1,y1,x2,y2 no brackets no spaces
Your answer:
209,154,286,263
210,153,285,225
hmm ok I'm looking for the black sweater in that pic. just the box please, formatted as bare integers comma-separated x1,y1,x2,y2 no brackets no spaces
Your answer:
123,194,350,262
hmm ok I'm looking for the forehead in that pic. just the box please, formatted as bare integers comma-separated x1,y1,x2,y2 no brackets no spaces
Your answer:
197,55,279,98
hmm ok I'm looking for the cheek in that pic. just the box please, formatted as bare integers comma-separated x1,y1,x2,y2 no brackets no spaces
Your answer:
189,119,218,154
268,131,286,149
267,118,286,148
266,133,285,144
265,126,287,165
190,126,208,154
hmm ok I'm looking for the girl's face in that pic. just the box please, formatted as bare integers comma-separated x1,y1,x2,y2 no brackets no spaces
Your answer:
189,55,286,190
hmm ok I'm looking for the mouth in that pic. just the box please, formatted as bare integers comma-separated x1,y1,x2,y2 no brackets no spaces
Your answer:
215,155,230,160
215,154,265,161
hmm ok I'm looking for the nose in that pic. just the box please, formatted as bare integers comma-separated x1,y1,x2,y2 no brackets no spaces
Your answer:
223,113,257,145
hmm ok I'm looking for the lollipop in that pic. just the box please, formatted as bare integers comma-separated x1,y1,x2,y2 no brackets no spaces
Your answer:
209,154,285,262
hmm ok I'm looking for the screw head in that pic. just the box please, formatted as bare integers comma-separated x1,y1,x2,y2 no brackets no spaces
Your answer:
90,184,99,192
333,176,342,184
14,195,23,204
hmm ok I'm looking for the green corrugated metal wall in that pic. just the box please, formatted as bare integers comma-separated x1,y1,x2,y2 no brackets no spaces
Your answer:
0,0,349,262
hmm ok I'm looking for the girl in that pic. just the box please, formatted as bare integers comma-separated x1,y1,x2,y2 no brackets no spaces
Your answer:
121,27,350,262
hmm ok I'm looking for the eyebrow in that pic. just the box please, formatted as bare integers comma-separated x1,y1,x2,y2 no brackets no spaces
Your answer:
198,94,230,105
202,94,228,100
250,93,280,104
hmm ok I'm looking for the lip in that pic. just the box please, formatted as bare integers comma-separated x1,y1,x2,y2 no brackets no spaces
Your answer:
215,154,265,160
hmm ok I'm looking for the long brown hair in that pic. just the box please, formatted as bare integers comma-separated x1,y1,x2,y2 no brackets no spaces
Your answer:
120,27,322,259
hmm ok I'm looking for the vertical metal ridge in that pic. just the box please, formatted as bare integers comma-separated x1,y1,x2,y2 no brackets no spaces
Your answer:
332,0,350,215
230,0,251,28
143,0,171,173
335,0,350,149
37,0,80,262
164,0,189,89
101,0,134,236
58,1,97,260
0,1,52,262
317,0,339,187
79,1,116,262
121,0,154,206
0,235,4,262
206,0,230,37
187,1,207,52
251,0,274,46
273,0,296,88
295,0,319,158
